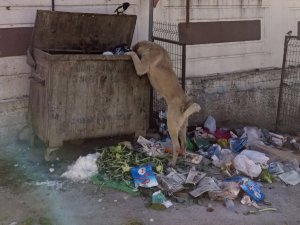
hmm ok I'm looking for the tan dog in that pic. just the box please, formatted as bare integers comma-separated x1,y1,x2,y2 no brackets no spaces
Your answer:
126,41,201,166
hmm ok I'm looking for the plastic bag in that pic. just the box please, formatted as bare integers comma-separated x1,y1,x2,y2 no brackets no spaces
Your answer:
243,126,264,145
278,170,300,185
204,115,216,134
152,190,173,208
240,150,269,165
268,162,284,174
229,134,248,153
233,154,262,178
223,176,265,202
207,144,222,158
211,149,235,168
131,165,158,188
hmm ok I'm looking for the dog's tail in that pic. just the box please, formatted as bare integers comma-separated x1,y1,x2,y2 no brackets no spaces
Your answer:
183,102,201,120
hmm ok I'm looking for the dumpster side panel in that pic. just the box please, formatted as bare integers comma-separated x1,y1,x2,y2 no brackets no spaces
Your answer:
46,57,149,144
29,49,50,142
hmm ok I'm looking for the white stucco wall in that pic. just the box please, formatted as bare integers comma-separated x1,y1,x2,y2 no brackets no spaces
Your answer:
154,0,300,76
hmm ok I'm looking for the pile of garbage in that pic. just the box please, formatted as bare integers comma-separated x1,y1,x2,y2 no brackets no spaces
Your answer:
61,114,300,213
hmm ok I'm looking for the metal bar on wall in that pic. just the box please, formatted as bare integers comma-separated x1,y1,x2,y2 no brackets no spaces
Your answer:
186,0,190,25
276,35,300,132
182,44,186,91
152,36,184,45
276,36,289,131
149,0,153,41
52,0,55,11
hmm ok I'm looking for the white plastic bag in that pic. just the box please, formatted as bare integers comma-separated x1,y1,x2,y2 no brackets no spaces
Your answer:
61,153,100,182
204,115,216,134
212,149,235,168
240,150,269,165
243,127,265,146
233,154,262,178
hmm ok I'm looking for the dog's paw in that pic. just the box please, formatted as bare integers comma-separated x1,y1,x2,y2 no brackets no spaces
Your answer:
125,51,134,56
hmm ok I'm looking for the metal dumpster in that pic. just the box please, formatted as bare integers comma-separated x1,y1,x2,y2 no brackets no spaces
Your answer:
27,10,150,158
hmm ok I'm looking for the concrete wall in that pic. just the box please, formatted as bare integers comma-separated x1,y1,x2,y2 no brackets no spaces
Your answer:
186,68,281,130
0,0,150,144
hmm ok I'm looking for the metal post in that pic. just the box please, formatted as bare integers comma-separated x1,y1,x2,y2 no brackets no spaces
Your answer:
186,0,190,25
149,0,154,41
182,44,186,91
275,36,289,131
51,0,55,11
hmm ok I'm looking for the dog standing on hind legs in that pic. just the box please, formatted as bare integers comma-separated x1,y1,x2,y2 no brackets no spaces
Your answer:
126,41,201,166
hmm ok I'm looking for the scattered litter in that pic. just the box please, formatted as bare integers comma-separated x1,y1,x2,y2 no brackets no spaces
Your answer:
217,138,229,148
224,177,265,202
102,51,114,56
189,177,221,198
113,199,118,203
211,149,234,168
185,169,206,186
278,170,300,185
157,175,185,195
49,168,55,173
184,152,203,165
32,180,64,190
98,198,103,203
268,162,284,174
14,164,19,167
206,203,214,212
224,198,238,214
291,139,300,151
239,150,269,165
193,137,211,150
244,207,277,215
241,194,252,206
241,195,261,209
284,159,300,173
239,177,265,202
166,170,186,184
259,169,274,183
204,115,216,134
151,190,173,209
229,134,248,153
61,153,100,182
243,126,264,146
131,165,158,188
90,120,300,213
233,154,262,178
269,132,287,147
208,181,240,201
96,145,167,183
149,218,154,223
137,136,164,157
9,222,17,225
214,128,232,140
207,144,222,158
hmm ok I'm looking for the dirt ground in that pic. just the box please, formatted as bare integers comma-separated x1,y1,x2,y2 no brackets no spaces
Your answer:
1,137,300,225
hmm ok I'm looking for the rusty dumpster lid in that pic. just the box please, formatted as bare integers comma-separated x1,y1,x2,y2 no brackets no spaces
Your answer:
30,10,137,52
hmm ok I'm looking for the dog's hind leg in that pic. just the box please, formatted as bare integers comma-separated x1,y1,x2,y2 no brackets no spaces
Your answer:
179,119,188,157
167,109,181,166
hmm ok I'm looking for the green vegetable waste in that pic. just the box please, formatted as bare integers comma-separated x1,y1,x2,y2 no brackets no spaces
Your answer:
96,144,168,185
259,168,274,184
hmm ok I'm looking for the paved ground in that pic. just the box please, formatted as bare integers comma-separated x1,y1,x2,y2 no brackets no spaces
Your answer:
1,138,300,225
